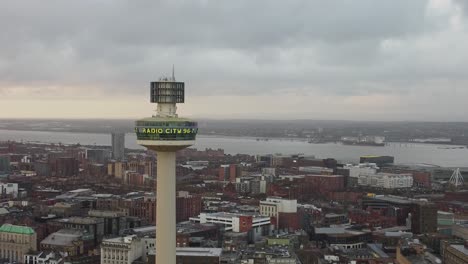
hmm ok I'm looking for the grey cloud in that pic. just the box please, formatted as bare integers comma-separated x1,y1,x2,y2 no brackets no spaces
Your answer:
0,0,466,99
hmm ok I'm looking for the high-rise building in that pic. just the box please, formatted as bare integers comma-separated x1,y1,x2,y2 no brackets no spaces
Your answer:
0,155,10,174
135,72,198,264
218,164,241,182
111,132,125,161
176,191,202,223
411,202,437,234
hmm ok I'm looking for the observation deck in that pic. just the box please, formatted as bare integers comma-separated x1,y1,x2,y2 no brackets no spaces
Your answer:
135,74,198,152
135,116,197,151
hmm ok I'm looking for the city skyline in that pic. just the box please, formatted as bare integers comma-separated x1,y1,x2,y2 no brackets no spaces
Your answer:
1,0,468,121
2,1,468,264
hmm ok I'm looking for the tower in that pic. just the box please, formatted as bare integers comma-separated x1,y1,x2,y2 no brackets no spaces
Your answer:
135,72,197,264
111,132,125,160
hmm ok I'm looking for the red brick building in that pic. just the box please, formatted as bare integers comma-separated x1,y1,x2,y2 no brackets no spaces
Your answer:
278,212,300,231
329,191,364,203
237,215,253,233
304,175,345,195
348,208,397,228
218,164,241,182
176,192,202,223
411,171,431,188
125,172,144,186
55,157,79,177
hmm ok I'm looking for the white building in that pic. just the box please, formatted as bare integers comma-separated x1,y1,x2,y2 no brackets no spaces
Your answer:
278,175,305,181
260,197,297,217
358,173,413,189
344,163,379,178
182,160,209,170
24,251,64,264
0,183,19,198
100,235,143,264
262,167,276,177
190,212,271,233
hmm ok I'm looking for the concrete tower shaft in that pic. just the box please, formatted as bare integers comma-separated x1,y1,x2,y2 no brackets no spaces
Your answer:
136,73,197,264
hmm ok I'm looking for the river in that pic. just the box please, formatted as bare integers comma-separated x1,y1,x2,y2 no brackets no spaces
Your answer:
1,129,467,167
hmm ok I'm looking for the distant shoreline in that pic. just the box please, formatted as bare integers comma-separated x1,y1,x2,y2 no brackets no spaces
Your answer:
0,127,466,149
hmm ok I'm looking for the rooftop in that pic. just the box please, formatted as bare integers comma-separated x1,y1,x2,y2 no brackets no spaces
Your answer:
41,230,84,246
103,235,138,244
0,224,35,235
175,247,222,257
68,189,92,193
199,212,268,219
372,195,413,205
57,217,101,225
315,227,367,237
305,174,344,178
450,244,468,256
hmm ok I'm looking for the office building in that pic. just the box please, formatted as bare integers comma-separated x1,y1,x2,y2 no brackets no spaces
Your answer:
260,197,299,231
49,217,105,244
176,191,202,223
173,248,222,264
40,229,92,256
411,202,438,234
362,195,437,234
260,197,297,217
357,172,413,189
304,174,345,194
344,163,379,186
0,155,10,174
112,132,125,161
219,164,241,182
55,157,79,177
102,234,222,264
101,235,143,264
190,212,271,233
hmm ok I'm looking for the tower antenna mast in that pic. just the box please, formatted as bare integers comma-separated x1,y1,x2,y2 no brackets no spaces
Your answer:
172,64,175,81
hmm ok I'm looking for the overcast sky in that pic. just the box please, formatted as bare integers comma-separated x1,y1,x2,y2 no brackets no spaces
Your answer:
1,0,468,121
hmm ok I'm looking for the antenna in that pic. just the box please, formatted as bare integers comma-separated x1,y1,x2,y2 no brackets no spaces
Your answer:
172,64,175,81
